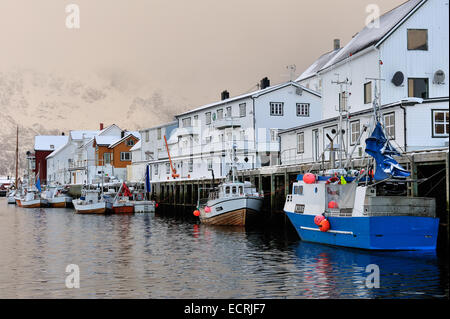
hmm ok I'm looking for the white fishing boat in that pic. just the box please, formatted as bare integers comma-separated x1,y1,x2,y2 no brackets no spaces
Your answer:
195,145,263,226
42,185,73,208
20,189,47,208
72,188,106,214
6,189,16,204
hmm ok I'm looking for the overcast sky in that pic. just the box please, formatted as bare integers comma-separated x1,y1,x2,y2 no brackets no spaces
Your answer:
0,0,405,119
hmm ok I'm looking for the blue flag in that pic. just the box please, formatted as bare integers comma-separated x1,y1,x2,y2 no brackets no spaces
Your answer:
365,122,410,180
145,165,151,193
35,177,42,192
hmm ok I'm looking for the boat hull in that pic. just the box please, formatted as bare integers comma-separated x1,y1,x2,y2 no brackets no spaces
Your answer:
133,201,155,213
285,211,439,250
48,197,72,208
7,196,16,204
72,200,106,214
21,199,42,208
112,204,134,214
199,197,263,226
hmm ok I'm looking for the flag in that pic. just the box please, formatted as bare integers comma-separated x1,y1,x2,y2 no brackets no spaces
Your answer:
365,122,410,180
145,165,151,193
122,182,132,197
35,177,42,192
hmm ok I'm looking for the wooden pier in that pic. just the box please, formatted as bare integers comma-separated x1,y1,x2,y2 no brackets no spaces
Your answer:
151,149,449,244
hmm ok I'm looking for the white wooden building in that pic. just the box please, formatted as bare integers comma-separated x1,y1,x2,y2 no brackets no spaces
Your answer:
281,0,449,167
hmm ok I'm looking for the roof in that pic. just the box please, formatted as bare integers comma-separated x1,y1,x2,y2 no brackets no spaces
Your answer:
130,140,141,151
107,132,140,149
319,0,424,72
34,135,69,151
295,48,342,82
94,135,122,146
70,130,99,140
177,81,320,117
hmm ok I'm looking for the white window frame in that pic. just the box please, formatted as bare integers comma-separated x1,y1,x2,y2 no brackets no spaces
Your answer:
432,109,449,137
157,128,162,140
217,109,223,120
182,117,192,128
120,152,131,161
205,112,212,125
383,112,395,140
226,106,232,118
297,132,304,154
296,103,310,117
350,120,360,145
239,103,246,117
270,102,284,116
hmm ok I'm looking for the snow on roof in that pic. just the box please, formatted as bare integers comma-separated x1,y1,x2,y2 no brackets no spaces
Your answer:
130,140,141,151
295,48,342,82
34,135,69,151
107,132,140,149
177,81,319,117
70,130,100,140
94,135,122,146
320,0,424,72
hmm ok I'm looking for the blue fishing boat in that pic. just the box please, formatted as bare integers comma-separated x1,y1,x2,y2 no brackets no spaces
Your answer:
284,87,439,250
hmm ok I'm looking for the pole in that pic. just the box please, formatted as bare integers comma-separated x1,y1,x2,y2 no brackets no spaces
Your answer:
15,126,19,188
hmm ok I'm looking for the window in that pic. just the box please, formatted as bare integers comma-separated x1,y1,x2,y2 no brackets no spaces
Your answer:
154,164,158,175
350,120,360,145
239,103,246,117
157,128,161,140
296,103,310,117
182,117,192,127
217,109,223,120
432,110,449,137
270,129,278,142
126,139,134,146
408,78,429,99
293,185,303,195
226,106,232,118
166,163,170,174
297,132,304,153
364,82,372,104
205,112,211,125
232,186,237,195
207,158,213,170
193,115,198,126
383,112,395,139
407,29,428,50
225,186,230,194
103,152,112,164
270,102,284,116
188,158,193,172
120,152,131,161
145,130,149,142
226,132,232,141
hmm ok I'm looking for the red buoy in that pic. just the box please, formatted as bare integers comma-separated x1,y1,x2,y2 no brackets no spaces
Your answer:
319,219,330,232
193,210,200,217
204,206,211,213
314,215,325,226
303,173,316,184
328,200,339,209
155,203,159,208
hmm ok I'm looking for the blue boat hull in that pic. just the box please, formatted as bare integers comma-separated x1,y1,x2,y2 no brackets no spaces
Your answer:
285,211,439,250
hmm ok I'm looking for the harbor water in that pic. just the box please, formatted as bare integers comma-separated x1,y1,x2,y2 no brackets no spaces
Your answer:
0,198,448,299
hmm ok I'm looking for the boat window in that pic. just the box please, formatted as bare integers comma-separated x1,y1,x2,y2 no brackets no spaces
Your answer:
239,186,243,195
293,185,303,195
225,186,230,195
232,186,237,195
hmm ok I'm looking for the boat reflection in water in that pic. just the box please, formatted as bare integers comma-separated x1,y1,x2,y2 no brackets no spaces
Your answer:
291,241,446,298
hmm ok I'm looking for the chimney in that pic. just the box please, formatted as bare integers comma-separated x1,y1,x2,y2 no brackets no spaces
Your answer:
333,39,340,50
260,77,270,90
221,90,229,100
61,132,65,136
121,130,125,138
100,123,104,130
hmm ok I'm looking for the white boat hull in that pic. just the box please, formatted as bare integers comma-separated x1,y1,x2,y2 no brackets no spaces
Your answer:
72,200,106,214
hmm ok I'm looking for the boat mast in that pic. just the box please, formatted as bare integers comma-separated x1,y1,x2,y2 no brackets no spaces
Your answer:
331,75,350,169
15,126,19,189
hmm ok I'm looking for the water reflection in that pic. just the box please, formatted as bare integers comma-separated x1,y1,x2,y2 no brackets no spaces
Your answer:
0,199,448,299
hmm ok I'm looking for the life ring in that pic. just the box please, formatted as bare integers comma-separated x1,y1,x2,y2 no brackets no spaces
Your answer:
325,176,340,184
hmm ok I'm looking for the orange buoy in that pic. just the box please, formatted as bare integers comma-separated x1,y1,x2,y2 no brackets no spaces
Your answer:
314,215,325,226
193,210,200,217
303,173,316,184
328,200,339,209
319,219,330,232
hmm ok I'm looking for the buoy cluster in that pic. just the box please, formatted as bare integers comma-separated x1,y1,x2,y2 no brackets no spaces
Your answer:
314,214,330,232
193,206,211,217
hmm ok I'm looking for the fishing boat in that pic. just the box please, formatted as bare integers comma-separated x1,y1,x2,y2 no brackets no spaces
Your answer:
6,189,16,204
42,185,73,208
106,182,134,213
131,166,156,213
72,188,107,214
195,146,263,226
20,189,47,208
283,86,439,251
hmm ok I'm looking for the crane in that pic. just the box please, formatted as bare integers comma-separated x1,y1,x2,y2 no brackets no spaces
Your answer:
164,135,179,179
